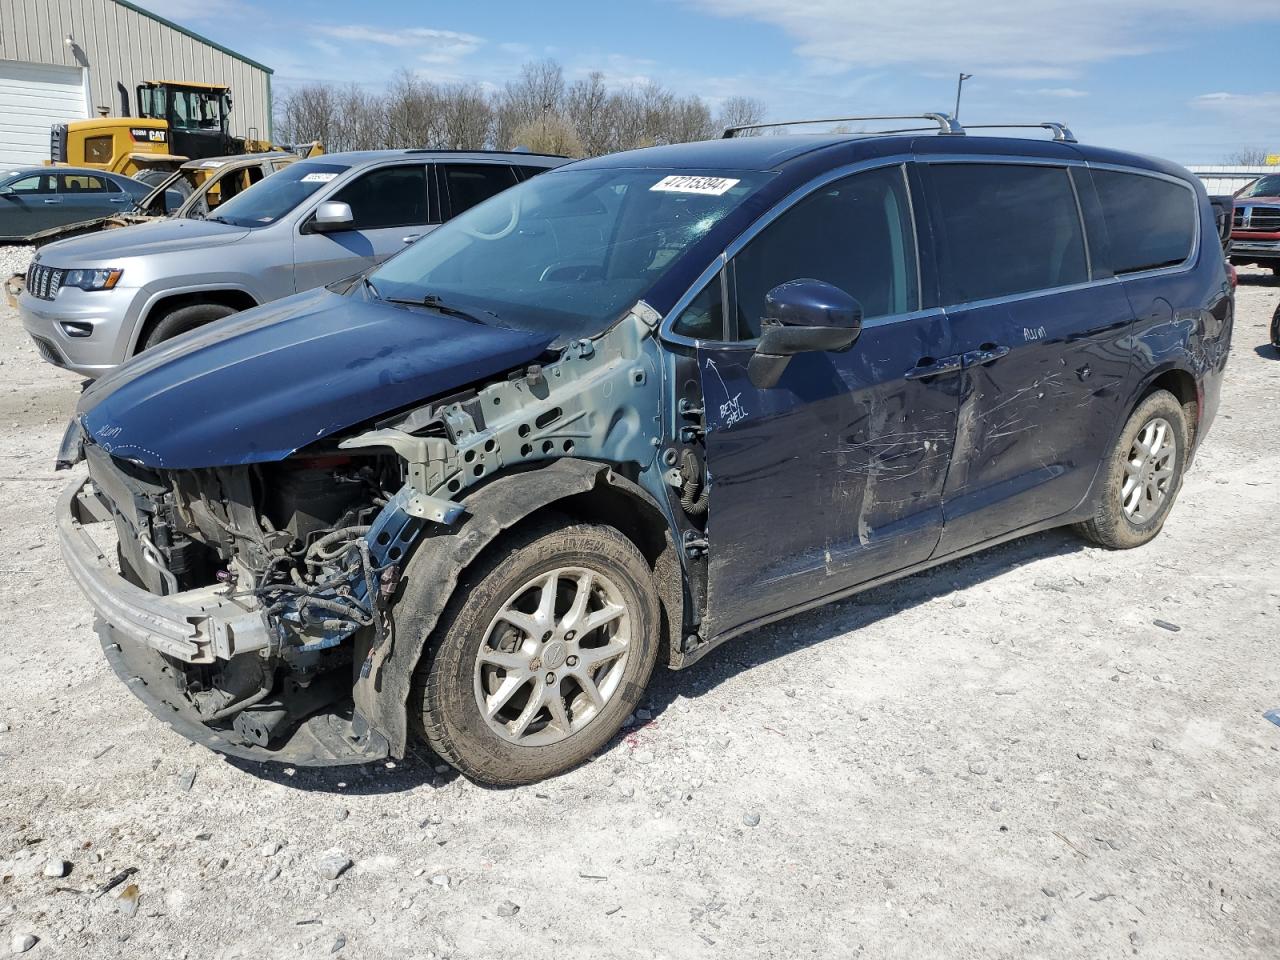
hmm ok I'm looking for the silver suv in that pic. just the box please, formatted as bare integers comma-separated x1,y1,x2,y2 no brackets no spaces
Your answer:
19,150,566,377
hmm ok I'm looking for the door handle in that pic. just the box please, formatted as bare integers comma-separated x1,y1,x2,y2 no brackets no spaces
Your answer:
401,233,423,244
905,354,963,379
109,196,130,203
43,198,62,204
962,343,1010,367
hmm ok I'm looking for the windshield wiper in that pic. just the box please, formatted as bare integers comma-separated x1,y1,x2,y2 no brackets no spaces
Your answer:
381,292,496,325
206,215,231,225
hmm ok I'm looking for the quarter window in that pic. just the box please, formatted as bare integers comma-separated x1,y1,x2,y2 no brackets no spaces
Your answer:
332,164,431,230
730,165,919,340
1091,170,1195,275
928,163,1088,304
442,164,518,217
672,272,725,339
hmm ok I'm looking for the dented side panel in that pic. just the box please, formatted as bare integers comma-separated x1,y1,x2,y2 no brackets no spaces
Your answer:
935,279,1135,554
697,309,961,641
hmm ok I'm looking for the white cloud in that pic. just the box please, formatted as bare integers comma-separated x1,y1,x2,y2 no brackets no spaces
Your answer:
1192,91,1280,114
1031,87,1089,98
312,25,484,64
690,0,1280,74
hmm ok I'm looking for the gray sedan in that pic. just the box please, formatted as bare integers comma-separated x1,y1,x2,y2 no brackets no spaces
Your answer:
0,168,153,241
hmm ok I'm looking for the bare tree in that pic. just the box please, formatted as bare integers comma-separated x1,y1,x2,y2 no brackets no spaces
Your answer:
565,71,612,156
385,70,438,148
495,59,565,149
275,84,337,147
330,83,386,152
1225,146,1271,166
716,95,766,133
273,57,767,157
438,83,494,150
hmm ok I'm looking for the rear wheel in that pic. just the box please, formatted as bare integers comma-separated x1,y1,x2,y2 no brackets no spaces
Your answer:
141,302,238,351
411,522,660,785
1270,302,1280,350
1075,390,1188,549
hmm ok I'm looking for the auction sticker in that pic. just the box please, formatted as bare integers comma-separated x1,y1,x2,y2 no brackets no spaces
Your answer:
650,175,740,196
301,172,339,183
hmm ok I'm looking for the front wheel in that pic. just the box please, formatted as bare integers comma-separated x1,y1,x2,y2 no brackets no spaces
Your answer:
141,302,237,351
1075,390,1188,549
411,521,660,785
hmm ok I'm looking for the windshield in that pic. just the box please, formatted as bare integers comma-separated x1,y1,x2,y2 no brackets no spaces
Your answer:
369,168,770,339
208,160,350,227
1238,175,1280,199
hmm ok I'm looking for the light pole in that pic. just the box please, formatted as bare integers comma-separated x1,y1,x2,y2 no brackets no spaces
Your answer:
954,73,973,121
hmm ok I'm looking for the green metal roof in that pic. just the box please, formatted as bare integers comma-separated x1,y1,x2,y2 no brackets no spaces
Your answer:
111,0,274,74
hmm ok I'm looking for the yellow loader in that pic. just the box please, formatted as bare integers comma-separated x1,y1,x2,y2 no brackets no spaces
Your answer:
51,79,321,198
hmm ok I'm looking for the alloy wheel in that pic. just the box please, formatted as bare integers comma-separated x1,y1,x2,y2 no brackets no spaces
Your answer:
474,566,631,746
1121,416,1176,524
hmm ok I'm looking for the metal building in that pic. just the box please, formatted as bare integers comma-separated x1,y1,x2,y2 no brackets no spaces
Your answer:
0,0,271,166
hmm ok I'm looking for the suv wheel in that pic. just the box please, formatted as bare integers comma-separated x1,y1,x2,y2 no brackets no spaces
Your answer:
1075,390,1188,549
411,521,660,785
142,302,237,351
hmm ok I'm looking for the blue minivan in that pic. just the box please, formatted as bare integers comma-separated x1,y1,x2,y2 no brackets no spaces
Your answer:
56,114,1233,784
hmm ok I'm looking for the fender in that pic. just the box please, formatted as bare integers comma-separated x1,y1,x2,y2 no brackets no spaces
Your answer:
354,458,679,756
127,282,262,355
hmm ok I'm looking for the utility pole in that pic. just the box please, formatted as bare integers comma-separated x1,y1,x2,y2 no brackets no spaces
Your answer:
954,73,973,121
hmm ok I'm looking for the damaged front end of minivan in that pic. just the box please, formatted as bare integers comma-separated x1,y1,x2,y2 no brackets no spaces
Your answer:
56,298,693,765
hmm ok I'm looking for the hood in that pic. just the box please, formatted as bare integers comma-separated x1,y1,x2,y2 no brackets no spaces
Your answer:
1237,194,1280,206
77,287,554,469
36,217,250,263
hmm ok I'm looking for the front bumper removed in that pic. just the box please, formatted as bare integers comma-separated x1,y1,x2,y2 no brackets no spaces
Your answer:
58,476,389,765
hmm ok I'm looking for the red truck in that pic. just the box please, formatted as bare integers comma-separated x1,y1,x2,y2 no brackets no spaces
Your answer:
1229,173,1280,274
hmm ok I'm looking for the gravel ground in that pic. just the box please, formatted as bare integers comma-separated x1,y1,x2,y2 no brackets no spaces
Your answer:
0,242,34,279
1,258,1278,960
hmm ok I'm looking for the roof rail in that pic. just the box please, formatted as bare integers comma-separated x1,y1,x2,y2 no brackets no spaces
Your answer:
721,113,965,139
939,122,1077,143
721,114,1078,144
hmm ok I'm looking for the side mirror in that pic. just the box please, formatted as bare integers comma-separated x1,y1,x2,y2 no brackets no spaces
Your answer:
309,200,354,233
747,279,863,388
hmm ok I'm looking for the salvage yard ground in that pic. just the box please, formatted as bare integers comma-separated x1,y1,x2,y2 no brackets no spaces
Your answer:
0,254,1278,960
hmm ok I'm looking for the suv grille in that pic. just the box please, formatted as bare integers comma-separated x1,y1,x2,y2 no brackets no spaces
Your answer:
1237,206,1280,232
27,263,65,301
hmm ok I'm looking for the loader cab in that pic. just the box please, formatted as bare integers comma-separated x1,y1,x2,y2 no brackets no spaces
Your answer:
136,81,238,162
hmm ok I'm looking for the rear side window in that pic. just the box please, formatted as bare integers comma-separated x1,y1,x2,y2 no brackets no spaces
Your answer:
59,174,112,193
333,164,431,230
1091,170,1196,275
731,164,919,340
927,163,1088,304
442,163,518,217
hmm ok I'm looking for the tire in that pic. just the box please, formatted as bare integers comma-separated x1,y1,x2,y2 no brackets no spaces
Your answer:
141,302,238,351
410,521,660,785
1270,303,1280,350
1075,390,1188,549
133,168,190,197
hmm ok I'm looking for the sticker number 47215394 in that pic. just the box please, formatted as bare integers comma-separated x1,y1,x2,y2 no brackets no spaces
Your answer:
650,175,740,196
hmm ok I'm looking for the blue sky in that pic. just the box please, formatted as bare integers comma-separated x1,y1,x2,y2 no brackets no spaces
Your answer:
141,0,1280,163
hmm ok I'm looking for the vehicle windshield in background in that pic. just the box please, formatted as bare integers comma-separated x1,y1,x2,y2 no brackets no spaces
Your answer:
1237,175,1280,199
369,168,770,340
208,161,350,227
